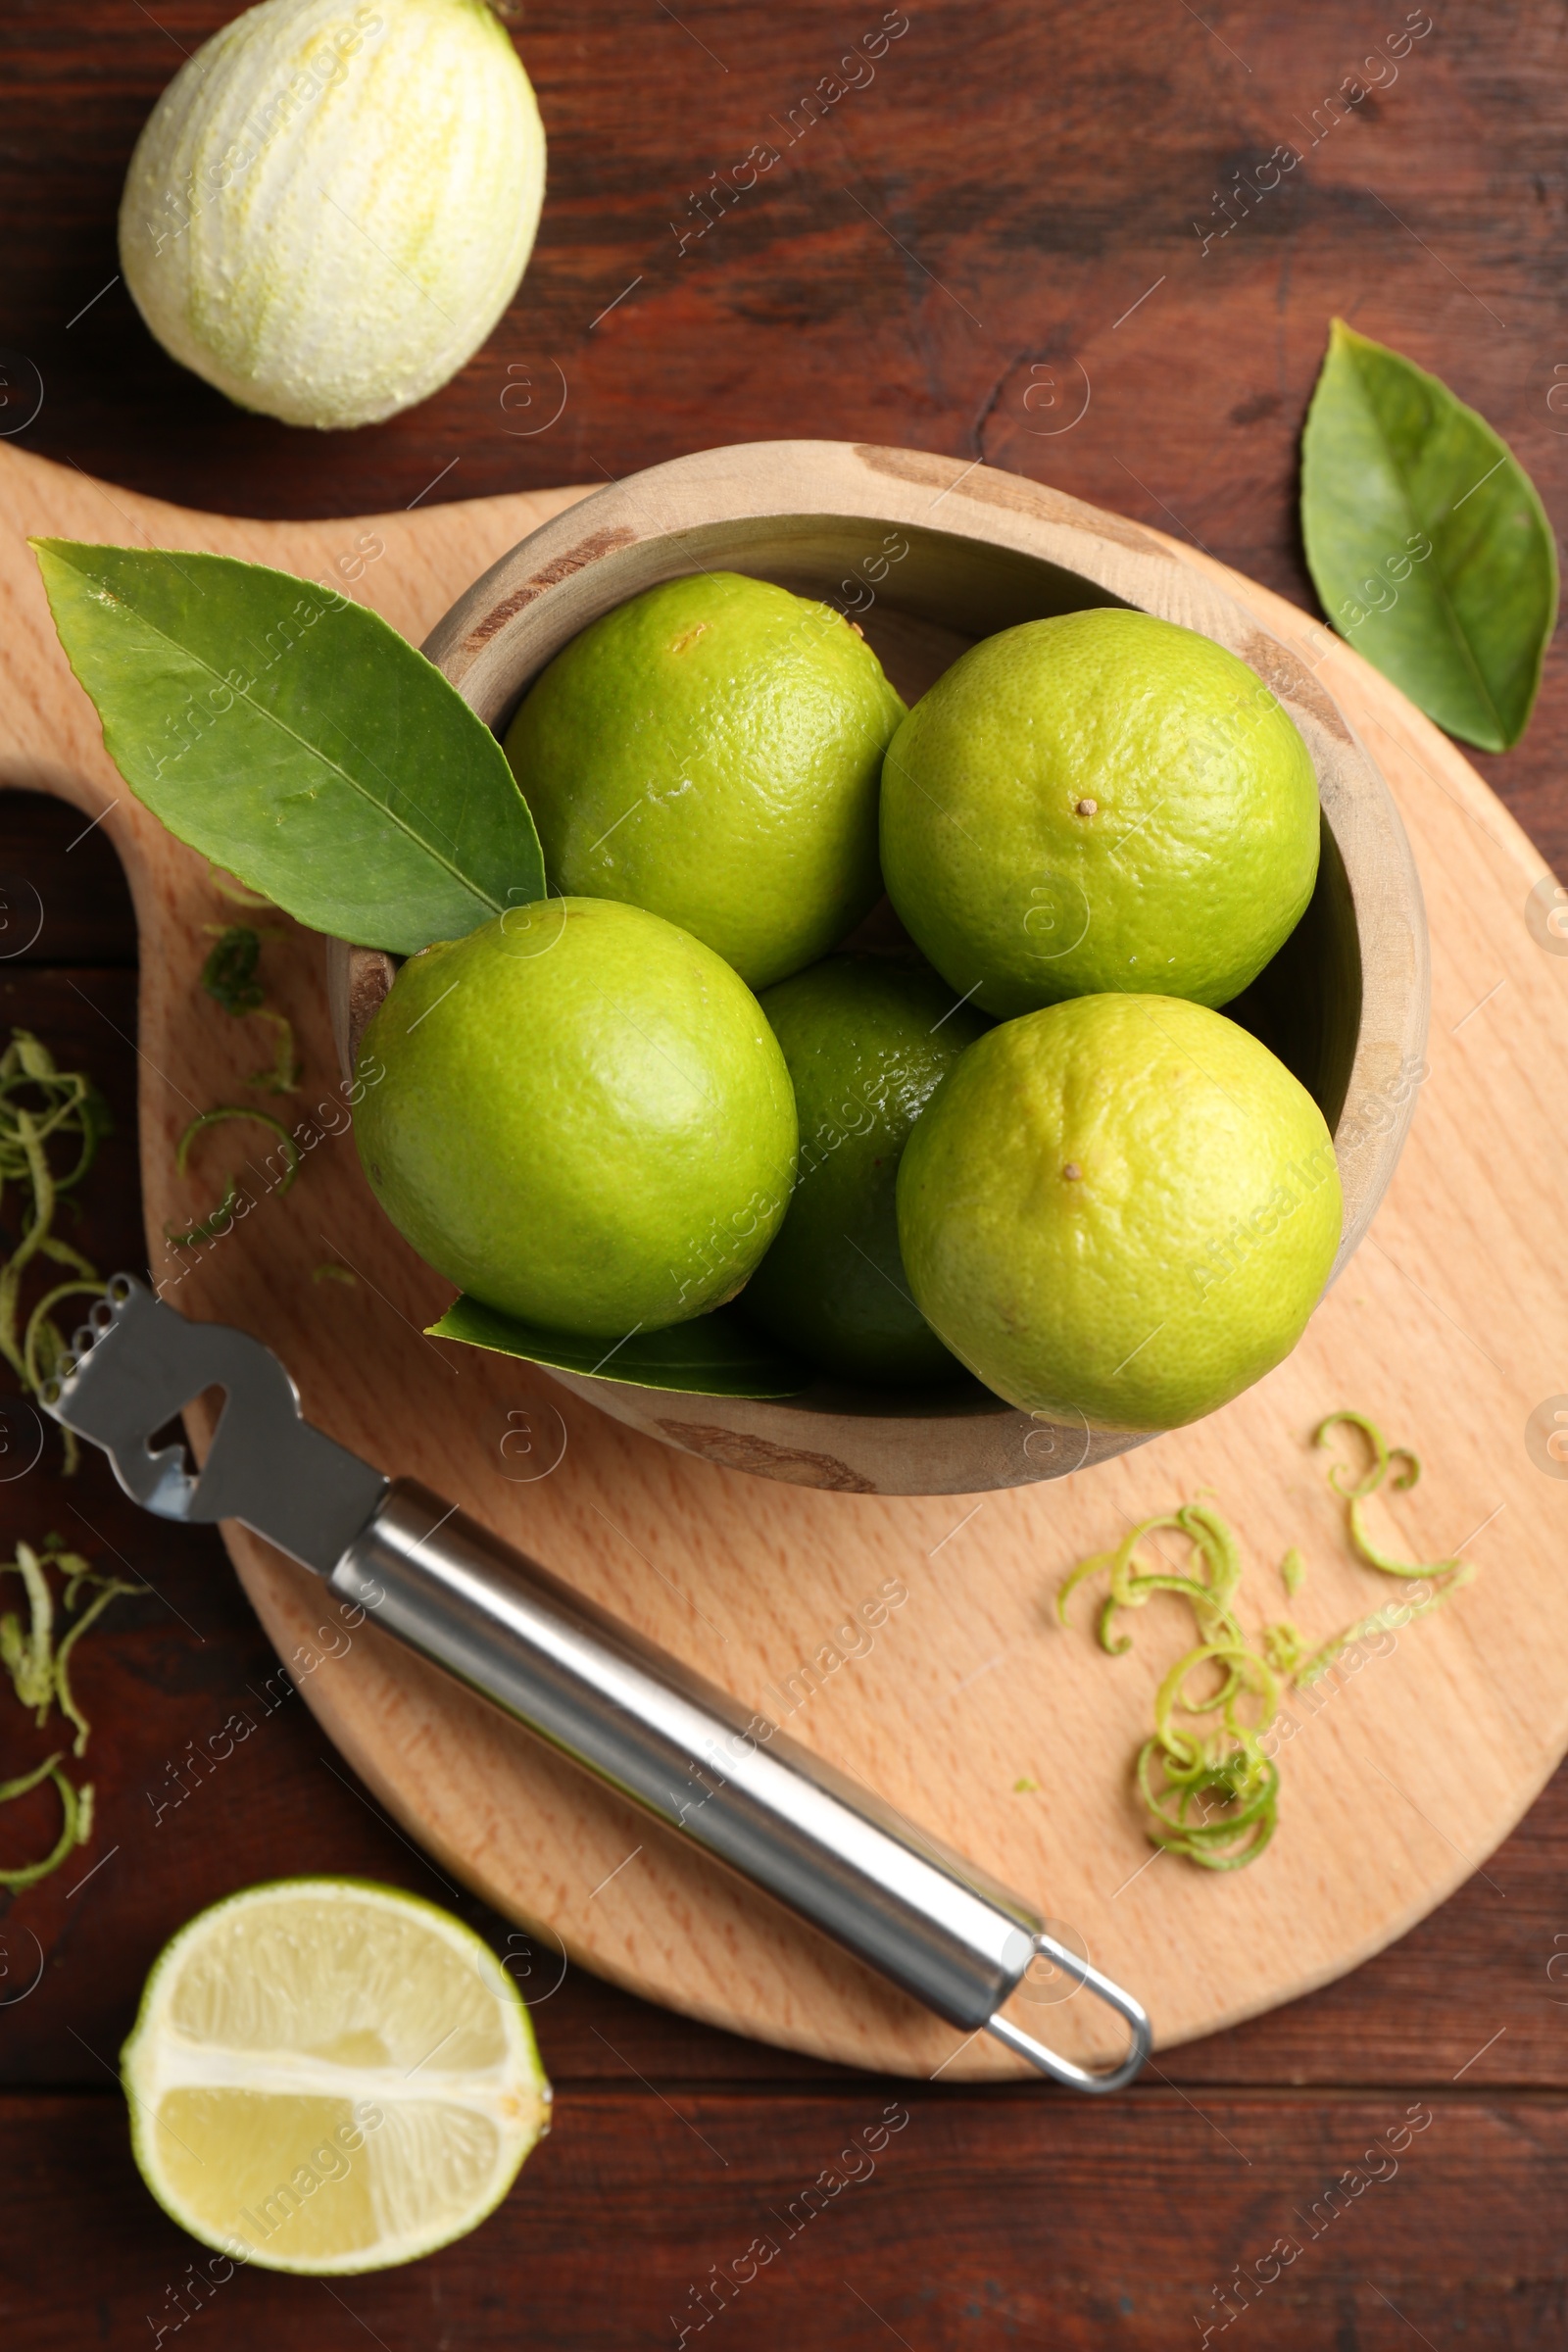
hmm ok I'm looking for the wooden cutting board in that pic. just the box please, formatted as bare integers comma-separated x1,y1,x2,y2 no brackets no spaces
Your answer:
1,438,1564,2079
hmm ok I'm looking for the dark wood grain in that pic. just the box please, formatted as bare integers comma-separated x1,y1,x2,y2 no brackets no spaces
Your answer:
7,0,1568,876
3,0,1568,2336
4,2087,1567,2349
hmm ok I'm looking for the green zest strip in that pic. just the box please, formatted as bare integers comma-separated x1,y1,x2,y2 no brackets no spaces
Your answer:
1136,1640,1281,1872
1315,1408,1467,1593
167,1105,299,1247
1058,1408,1479,1876
0,1029,112,1473
1055,1501,1246,1661
1315,1409,1389,1497
201,925,267,1016
1059,1504,1277,1869
0,1538,140,1888
1,1539,143,1757
1347,1494,1459,1582
200,925,301,1094
0,1751,92,1891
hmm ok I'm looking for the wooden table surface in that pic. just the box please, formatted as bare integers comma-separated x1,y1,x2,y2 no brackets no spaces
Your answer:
4,3,1568,2343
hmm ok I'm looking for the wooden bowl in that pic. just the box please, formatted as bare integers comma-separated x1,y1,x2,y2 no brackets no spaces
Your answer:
327,441,1429,1496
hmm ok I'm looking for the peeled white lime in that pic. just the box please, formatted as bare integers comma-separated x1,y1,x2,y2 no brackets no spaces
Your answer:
121,1878,552,2274
119,0,547,430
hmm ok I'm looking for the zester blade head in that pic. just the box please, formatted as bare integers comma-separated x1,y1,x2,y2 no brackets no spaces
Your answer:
43,1275,387,1576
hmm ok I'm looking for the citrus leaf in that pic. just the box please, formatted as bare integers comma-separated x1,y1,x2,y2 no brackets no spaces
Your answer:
1300,321,1558,752
32,540,544,954
429,1294,811,1398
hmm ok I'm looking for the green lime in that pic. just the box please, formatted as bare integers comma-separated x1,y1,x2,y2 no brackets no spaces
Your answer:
740,955,989,1385
121,1878,550,2275
897,994,1342,1431
503,572,906,989
880,609,1320,1018
355,898,798,1337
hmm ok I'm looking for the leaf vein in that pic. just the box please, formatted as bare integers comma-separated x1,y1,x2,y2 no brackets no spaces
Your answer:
96,578,502,912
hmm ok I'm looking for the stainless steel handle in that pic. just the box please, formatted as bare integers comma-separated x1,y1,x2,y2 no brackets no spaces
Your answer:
42,1277,1149,2091
331,1480,1150,2091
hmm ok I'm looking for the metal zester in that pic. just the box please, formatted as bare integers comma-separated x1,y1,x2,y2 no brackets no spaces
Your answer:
42,1274,1150,2091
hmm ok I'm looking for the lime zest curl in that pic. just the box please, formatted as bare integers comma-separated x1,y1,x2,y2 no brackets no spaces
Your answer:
0,1751,92,1891
0,1029,112,1472
167,1105,299,1249
1318,1407,1463,1588
200,924,268,1017
1,1538,143,1756
1055,1502,1246,1660
1060,1507,1277,1869
1315,1409,1420,1500
1315,1408,1389,1497
0,1537,141,1888
1058,1408,1478,1876
1284,1411,1472,1673
175,1105,298,1190
1346,1494,1461,1583
199,924,304,1097
248,1010,303,1095
1136,1637,1281,1869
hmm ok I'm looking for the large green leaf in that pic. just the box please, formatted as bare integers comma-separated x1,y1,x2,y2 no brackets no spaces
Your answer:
1300,322,1558,752
33,540,544,954
429,1294,811,1399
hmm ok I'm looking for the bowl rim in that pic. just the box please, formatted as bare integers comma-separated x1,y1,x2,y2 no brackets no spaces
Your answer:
328,438,1431,1494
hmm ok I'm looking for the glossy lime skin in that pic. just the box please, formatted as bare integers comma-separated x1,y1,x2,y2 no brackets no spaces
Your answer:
740,955,989,1385
355,898,798,1337
880,609,1320,1018
897,994,1343,1431
503,573,906,990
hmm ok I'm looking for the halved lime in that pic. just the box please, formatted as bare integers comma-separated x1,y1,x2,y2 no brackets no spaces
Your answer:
121,1878,551,2275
